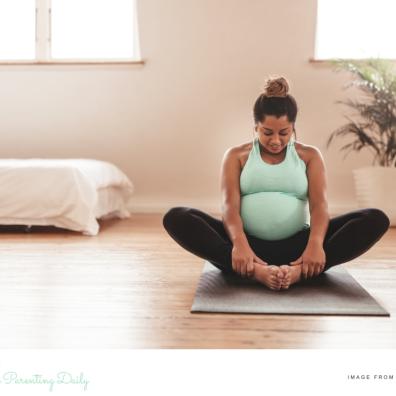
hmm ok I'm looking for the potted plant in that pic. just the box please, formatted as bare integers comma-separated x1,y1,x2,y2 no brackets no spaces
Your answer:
326,57,396,225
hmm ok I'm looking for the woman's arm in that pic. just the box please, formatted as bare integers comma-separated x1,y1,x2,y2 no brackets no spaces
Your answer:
220,147,268,277
306,146,330,247
290,146,330,278
219,147,249,247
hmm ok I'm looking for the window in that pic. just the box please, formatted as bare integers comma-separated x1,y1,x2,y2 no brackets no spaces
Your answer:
0,0,142,63
0,0,36,60
314,0,396,60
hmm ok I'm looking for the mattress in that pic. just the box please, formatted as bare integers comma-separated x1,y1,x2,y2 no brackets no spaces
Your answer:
0,159,135,235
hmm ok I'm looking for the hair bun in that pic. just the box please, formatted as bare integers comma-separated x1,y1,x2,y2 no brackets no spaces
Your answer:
263,76,289,97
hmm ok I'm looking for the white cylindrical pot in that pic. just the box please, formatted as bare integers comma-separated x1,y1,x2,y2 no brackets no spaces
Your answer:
352,166,396,225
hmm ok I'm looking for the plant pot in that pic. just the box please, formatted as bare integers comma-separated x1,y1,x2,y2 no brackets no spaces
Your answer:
352,166,396,226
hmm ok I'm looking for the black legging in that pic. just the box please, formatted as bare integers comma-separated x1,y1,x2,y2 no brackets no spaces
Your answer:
162,206,390,275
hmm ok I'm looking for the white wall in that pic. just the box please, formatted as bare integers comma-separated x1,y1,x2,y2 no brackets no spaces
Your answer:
0,0,372,214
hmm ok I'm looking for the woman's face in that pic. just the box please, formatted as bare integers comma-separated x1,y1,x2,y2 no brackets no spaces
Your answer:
255,115,294,154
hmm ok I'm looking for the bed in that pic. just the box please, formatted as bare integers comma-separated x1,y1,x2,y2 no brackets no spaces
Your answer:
0,159,134,235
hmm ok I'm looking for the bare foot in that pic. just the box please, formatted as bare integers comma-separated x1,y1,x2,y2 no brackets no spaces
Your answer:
279,265,291,289
278,264,302,289
253,263,283,290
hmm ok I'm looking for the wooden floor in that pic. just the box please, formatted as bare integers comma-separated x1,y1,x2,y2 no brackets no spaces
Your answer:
0,214,395,348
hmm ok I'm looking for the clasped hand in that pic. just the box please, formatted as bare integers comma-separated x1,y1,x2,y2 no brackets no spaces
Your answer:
231,243,268,277
290,243,326,279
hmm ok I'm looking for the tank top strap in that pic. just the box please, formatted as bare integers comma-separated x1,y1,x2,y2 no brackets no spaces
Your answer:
286,137,294,159
288,137,306,168
247,136,258,161
287,136,295,157
252,136,259,157
251,137,262,164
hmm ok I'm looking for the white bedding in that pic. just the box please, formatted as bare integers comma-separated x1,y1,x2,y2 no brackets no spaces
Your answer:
0,159,134,235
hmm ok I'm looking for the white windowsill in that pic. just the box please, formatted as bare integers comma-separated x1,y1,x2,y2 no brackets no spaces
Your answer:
0,58,146,66
309,57,396,63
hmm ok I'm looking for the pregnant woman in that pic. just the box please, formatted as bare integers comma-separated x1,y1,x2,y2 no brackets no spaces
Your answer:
163,76,390,291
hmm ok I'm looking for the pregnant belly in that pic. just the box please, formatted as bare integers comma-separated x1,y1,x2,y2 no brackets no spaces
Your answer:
240,192,309,240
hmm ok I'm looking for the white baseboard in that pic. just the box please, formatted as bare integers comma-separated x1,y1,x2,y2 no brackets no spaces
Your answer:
128,200,221,214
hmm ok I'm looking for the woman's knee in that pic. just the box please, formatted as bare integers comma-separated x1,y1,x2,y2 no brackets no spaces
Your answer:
362,208,390,235
162,206,192,231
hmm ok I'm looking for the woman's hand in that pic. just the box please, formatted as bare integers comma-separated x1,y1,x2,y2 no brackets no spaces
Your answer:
289,243,326,279
232,242,268,278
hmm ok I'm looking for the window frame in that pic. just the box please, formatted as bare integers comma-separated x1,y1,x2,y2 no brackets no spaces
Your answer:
0,0,144,66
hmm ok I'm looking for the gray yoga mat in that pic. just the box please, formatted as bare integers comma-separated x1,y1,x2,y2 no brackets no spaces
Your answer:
191,261,389,316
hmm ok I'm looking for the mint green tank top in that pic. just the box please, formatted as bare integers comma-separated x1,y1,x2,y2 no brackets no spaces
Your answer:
239,137,310,240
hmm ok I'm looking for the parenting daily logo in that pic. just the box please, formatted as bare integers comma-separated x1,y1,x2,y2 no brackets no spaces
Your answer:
0,371,89,392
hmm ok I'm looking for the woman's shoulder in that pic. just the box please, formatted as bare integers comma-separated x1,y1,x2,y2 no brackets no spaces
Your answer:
224,140,254,168
294,140,323,165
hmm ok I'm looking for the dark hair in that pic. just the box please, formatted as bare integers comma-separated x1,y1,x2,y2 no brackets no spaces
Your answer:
253,76,298,135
